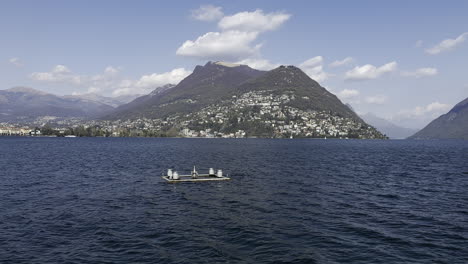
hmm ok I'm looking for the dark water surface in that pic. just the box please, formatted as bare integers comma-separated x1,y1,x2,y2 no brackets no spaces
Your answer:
0,137,467,263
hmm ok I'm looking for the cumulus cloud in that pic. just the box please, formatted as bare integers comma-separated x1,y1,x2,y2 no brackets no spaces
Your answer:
52,65,71,74
31,65,81,85
345,61,397,81
425,32,468,55
104,66,120,75
9,57,23,67
176,30,260,60
191,5,223,21
398,101,450,118
300,56,323,68
365,95,387,104
392,101,451,128
298,56,330,82
218,9,291,32
236,58,280,71
425,102,451,113
177,9,290,62
402,67,438,78
329,57,353,67
392,101,453,129
135,68,191,89
112,68,191,96
31,64,190,97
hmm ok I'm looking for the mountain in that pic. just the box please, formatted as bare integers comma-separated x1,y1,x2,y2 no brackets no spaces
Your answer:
65,93,144,108
104,62,385,138
361,113,417,139
409,97,468,139
233,65,364,121
105,61,265,120
0,87,114,122
65,93,123,108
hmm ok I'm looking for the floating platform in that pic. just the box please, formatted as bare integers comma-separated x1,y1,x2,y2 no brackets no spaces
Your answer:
162,174,230,183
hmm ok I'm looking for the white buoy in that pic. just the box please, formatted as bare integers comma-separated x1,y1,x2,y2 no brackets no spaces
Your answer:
173,171,179,180
167,169,173,179
217,169,223,177
209,168,215,175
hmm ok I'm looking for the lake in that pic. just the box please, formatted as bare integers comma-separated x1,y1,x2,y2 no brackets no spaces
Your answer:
0,137,467,263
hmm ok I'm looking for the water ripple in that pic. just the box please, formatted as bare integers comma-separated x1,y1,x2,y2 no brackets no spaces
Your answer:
0,137,467,263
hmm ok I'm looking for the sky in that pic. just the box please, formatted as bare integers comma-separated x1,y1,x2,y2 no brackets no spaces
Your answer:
1,0,467,129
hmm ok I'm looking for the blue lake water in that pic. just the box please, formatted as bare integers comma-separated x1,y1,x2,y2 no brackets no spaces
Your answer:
0,137,467,263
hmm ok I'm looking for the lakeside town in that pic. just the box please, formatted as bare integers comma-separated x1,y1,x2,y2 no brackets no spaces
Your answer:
0,90,385,139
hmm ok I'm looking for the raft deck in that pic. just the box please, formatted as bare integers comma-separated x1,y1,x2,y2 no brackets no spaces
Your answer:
162,174,230,183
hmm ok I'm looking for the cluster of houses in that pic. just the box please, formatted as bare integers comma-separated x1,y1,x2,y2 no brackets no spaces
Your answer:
181,128,247,138
0,125,40,136
175,90,383,138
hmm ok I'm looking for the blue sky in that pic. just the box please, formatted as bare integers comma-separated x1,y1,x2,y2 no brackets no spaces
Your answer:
1,0,467,128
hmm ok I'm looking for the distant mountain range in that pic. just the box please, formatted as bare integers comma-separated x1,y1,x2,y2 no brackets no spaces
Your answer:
409,97,468,139
0,86,150,123
65,93,141,108
361,113,417,139
0,87,115,122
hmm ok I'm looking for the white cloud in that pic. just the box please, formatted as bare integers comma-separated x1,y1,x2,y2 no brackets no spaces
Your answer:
345,61,397,81
52,65,71,74
402,67,438,78
176,30,260,60
191,5,223,21
112,68,191,96
177,8,290,62
30,65,81,85
9,57,23,67
31,64,190,97
392,101,451,128
425,32,468,55
329,57,353,67
337,89,360,99
365,95,387,104
104,66,120,75
236,58,280,71
299,56,330,82
218,9,290,32
135,68,191,88
425,102,450,112
300,56,323,68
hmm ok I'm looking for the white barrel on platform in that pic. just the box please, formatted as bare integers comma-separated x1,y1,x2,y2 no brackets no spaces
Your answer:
167,169,173,179
217,169,223,177
173,171,179,180
209,168,215,175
